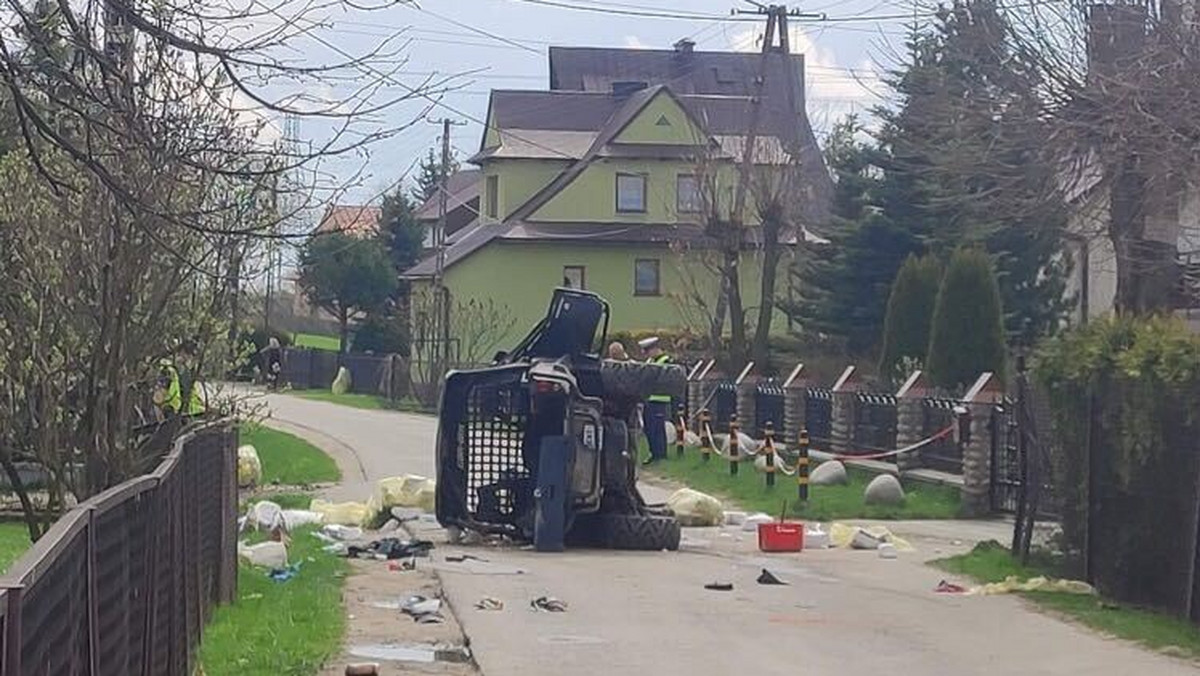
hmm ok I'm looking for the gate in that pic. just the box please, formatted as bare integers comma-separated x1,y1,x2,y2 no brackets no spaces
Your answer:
990,398,1021,513
711,381,738,433
804,387,832,448
753,380,785,437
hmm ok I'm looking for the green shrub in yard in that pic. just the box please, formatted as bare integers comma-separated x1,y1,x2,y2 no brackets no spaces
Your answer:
879,254,942,382
926,247,1006,389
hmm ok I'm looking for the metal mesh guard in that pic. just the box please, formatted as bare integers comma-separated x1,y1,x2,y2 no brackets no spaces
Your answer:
461,379,530,518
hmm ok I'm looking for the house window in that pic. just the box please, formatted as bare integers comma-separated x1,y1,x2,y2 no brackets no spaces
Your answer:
634,259,660,296
616,173,647,213
486,175,499,219
677,174,701,214
563,265,586,290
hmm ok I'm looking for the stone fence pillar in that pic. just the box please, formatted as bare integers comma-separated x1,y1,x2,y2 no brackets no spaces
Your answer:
962,372,1004,517
782,364,808,446
830,366,861,455
894,370,930,473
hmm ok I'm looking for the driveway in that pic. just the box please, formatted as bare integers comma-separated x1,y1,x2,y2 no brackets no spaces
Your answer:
249,389,1196,676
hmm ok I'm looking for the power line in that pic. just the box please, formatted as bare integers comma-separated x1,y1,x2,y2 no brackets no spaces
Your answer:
410,4,543,55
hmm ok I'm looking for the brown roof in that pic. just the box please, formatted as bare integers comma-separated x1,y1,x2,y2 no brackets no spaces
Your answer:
415,169,483,221
550,46,804,98
314,204,381,236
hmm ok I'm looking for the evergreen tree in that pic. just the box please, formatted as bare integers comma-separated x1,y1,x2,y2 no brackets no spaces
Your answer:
876,0,1070,346
879,254,943,381
787,116,922,356
379,187,425,273
926,248,1006,389
412,147,459,205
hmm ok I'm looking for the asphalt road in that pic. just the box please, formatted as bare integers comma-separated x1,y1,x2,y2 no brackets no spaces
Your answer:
251,389,1197,676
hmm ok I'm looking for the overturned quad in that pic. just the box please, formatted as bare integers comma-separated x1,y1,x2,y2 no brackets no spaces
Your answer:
434,288,685,551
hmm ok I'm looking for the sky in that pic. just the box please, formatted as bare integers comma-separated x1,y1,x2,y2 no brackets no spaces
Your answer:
265,0,921,217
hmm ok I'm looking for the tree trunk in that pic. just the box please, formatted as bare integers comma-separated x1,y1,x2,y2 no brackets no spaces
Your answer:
338,307,350,354
751,211,784,369
1110,156,1178,314
724,246,748,370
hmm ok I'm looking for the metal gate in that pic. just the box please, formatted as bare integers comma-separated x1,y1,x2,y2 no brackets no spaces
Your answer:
805,387,832,448
754,380,785,437
921,397,964,473
990,399,1021,513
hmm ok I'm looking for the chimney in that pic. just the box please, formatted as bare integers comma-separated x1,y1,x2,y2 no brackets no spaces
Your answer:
673,38,696,55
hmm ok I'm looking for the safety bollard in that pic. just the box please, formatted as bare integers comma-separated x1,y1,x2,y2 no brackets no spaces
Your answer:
797,428,810,502
729,414,740,476
676,404,686,458
763,421,776,487
700,409,713,462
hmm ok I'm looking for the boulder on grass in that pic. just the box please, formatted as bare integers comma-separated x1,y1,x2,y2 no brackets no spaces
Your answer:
863,474,905,506
810,460,848,486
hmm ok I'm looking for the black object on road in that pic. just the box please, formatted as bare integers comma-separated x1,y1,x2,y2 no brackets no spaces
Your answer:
348,538,434,560
757,568,788,585
704,582,734,592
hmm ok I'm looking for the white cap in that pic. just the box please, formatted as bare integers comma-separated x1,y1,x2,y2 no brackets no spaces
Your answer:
637,336,660,350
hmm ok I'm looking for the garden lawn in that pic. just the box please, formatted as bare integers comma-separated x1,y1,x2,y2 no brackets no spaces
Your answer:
0,522,31,573
936,542,1200,660
240,425,340,485
293,332,340,352
199,526,346,675
648,452,960,520
292,390,386,411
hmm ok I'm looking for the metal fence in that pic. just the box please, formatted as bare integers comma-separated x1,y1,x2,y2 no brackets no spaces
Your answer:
852,392,898,460
753,380,785,438
0,424,237,675
921,396,964,473
804,387,832,447
711,381,738,433
280,348,410,400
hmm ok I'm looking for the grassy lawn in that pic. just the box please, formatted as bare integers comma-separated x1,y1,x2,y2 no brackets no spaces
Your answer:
936,541,1200,659
199,526,347,675
648,452,961,520
0,522,31,573
241,424,341,485
293,332,340,352
242,492,314,511
292,390,387,410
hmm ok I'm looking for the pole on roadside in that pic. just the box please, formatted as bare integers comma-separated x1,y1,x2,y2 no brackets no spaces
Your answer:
700,409,713,462
676,404,686,458
797,428,810,503
764,421,776,487
729,414,740,476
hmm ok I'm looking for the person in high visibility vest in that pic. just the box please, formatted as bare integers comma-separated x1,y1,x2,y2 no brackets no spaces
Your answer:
639,336,672,465
154,342,205,417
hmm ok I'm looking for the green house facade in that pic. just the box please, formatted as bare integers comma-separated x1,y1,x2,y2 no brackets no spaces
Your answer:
406,43,832,356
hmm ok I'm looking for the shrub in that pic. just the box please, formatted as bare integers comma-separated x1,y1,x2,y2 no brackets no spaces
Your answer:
352,312,409,355
878,254,942,382
925,248,1006,389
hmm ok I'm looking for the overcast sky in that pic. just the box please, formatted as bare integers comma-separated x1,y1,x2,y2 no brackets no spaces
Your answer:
274,0,918,213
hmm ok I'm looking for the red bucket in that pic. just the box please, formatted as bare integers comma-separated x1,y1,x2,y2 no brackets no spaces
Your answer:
757,522,805,553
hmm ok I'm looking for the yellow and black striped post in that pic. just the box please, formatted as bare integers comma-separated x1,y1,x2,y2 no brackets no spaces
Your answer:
700,408,713,462
675,404,686,458
764,421,776,487
729,414,740,476
797,428,811,502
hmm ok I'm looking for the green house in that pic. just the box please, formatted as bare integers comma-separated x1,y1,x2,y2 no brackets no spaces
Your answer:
406,43,832,357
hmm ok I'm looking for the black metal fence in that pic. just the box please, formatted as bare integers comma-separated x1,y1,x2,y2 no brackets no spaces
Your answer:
852,392,898,460
280,348,410,400
920,397,964,473
753,380,785,437
804,387,832,447
711,381,737,433
0,424,238,675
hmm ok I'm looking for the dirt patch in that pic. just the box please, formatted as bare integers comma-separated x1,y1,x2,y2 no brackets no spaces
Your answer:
321,554,476,676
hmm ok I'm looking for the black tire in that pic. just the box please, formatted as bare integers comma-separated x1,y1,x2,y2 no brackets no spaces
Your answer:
592,513,682,551
601,360,686,401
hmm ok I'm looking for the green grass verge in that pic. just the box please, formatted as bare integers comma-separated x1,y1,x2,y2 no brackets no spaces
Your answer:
241,424,341,485
292,390,386,410
199,525,347,675
242,492,314,511
648,452,961,520
935,542,1200,660
293,332,340,352
0,522,31,573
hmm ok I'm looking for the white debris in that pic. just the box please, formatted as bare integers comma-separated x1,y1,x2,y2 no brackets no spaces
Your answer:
742,513,775,532
238,541,287,568
667,488,724,527
237,444,262,488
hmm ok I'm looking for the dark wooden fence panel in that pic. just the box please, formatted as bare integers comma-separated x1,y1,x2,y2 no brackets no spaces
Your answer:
0,424,236,676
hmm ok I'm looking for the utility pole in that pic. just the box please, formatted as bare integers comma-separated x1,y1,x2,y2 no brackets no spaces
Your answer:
429,117,466,380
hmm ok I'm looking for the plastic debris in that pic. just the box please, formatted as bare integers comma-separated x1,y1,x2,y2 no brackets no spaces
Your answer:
475,597,504,611
531,596,568,612
742,513,774,532
935,580,968,594
237,444,263,488
268,563,301,582
348,538,434,560
878,543,898,559
401,595,444,623
704,582,734,592
367,475,437,516
379,519,401,533
723,511,747,526
757,569,788,585
829,523,915,552
311,499,373,527
281,509,323,529
968,575,1095,596
666,488,724,527
804,525,831,549
321,524,364,541
238,541,287,568
445,554,488,563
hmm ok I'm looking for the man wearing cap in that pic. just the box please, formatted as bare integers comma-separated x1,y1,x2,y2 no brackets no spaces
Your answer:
639,336,672,465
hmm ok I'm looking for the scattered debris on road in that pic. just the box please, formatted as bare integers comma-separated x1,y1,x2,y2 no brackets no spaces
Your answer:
704,582,734,592
401,595,445,623
757,568,788,585
475,597,504,611
878,543,899,559
343,662,379,675
348,538,434,560
935,580,968,594
238,540,288,568
445,553,488,563
531,596,568,612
